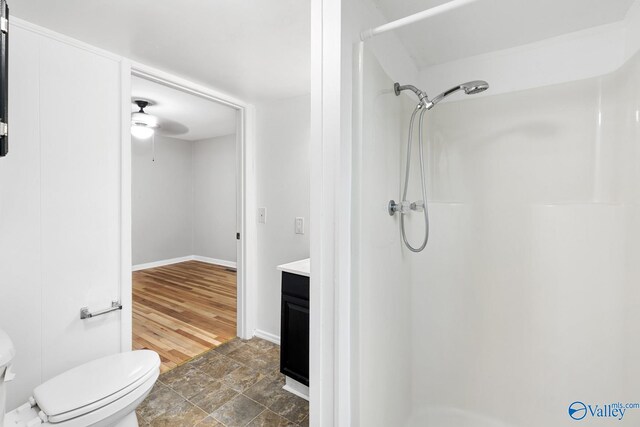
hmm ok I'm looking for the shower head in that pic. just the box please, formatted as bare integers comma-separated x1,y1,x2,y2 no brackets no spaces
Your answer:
426,80,489,109
461,80,489,94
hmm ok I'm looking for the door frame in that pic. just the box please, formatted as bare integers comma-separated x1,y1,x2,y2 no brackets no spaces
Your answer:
120,61,257,350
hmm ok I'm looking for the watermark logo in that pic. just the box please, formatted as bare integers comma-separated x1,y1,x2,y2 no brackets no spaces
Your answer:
568,402,587,420
568,401,640,421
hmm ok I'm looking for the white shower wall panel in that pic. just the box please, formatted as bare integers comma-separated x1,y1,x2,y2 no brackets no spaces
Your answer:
406,51,640,427
355,49,414,427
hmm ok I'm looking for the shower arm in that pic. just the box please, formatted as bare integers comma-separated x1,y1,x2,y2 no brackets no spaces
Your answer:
394,83,429,107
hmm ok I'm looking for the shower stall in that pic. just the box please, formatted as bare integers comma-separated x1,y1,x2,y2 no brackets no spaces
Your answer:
351,0,640,426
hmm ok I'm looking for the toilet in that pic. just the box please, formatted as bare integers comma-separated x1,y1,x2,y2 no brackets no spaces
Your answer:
0,329,160,427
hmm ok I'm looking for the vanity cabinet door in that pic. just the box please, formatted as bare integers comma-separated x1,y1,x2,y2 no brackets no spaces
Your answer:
280,292,309,386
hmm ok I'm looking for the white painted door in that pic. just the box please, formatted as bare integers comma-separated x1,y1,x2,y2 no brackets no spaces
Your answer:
0,23,124,408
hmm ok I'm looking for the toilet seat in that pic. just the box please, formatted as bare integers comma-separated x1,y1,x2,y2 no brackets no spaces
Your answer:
33,350,159,424
42,367,157,423
5,350,160,426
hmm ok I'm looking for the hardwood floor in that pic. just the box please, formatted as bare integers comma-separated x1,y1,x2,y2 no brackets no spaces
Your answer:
133,260,237,373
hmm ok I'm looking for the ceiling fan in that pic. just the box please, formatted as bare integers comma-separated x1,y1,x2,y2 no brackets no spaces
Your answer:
131,100,159,139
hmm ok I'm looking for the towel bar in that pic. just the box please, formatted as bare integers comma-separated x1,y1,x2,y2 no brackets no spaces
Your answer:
80,301,122,319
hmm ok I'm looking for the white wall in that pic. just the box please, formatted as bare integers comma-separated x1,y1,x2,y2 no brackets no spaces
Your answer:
132,135,194,265
255,94,310,340
132,134,237,267
193,135,237,263
0,22,124,409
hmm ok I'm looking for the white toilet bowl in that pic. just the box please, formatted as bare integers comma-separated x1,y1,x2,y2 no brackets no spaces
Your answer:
0,329,160,427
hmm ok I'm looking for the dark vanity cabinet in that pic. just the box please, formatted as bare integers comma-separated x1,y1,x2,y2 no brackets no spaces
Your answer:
280,272,309,386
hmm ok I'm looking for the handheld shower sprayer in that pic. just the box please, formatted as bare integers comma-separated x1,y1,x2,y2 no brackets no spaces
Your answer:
394,80,489,110
390,79,489,252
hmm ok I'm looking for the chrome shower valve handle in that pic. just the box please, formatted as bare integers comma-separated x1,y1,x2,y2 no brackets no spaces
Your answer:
388,200,398,216
388,200,412,215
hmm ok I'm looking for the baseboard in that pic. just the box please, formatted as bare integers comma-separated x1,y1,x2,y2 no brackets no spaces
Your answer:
254,329,280,345
132,256,194,271
283,376,309,401
192,255,237,269
132,255,237,271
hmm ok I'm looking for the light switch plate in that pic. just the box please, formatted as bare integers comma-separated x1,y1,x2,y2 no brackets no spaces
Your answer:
295,217,304,234
258,207,267,224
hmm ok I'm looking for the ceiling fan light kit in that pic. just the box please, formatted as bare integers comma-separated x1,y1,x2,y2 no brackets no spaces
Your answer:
131,99,158,139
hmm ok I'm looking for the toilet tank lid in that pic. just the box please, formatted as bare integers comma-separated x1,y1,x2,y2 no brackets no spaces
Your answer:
33,350,160,419
0,328,16,369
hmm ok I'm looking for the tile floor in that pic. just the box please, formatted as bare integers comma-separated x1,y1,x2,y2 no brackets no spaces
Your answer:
136,337,309,427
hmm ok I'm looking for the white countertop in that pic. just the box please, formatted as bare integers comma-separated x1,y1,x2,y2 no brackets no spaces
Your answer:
277,258,310,277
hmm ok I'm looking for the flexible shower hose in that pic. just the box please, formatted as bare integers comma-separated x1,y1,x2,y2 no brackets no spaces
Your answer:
400,104,430,252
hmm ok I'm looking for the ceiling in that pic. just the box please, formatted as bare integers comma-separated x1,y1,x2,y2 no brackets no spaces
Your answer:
11,0,310,102
371,0,636,67
12,0,634,97
132,76,236,141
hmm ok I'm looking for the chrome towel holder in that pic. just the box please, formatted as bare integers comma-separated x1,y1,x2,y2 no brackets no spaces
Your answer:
80,300,123,320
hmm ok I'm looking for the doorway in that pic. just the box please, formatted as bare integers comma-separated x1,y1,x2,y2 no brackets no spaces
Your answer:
124,68,253,372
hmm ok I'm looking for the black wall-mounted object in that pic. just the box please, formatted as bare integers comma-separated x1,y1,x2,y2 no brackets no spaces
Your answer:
0,0,8,157
280,272,310,386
